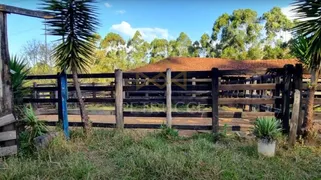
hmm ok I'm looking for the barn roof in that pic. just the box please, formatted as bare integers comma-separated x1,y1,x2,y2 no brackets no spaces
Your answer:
128,57,301,72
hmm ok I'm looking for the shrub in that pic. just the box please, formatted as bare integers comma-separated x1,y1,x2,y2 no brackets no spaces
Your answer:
253,116,282,143
9,55,30,118
19,106,49,156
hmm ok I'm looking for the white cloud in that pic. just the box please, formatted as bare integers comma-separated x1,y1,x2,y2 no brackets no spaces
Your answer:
115,10,126,14
104,2,112,8
110,21,169,41
281,5,297,21
281,5,318,22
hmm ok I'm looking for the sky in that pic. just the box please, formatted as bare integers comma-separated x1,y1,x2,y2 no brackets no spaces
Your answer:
2,0,295,55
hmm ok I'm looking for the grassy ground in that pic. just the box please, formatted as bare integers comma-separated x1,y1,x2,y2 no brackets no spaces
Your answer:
1,128,321,180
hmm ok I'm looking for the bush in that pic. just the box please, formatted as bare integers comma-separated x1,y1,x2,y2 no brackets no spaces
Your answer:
253,116,282,143
19,106,49,156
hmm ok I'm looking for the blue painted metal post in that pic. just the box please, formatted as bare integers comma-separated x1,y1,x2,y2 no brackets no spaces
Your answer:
58,71,69,139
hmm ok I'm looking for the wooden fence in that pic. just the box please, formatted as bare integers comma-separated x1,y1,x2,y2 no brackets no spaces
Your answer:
0,114,17,156
23,64,320,136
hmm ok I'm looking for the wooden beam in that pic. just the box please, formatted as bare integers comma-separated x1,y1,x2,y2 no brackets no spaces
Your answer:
0,130,16,142
115,69,124,128
166,68,172,128
0,4,53,19
219,84,277,91
211,68,219,133
0,145,17,156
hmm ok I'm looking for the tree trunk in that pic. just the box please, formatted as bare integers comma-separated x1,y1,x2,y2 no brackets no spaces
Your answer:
303,68,319,138
71,67,90,132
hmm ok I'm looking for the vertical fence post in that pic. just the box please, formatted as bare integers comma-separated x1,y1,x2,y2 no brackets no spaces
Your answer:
192,77,196,97
32,82,37,110
166,68,172,128
57,71,69,138
92,82,96,98
289,89,300,146
294,64,303,135
281,64,293,133
211,68,219,133
115,69,124,128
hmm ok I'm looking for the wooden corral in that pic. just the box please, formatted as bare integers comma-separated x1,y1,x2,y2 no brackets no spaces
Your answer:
23,64,308,135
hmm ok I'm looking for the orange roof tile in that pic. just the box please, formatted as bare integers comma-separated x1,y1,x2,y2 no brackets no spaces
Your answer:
128,57,301,72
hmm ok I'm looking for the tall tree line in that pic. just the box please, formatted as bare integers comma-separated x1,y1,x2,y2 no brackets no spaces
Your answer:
23,6,296,75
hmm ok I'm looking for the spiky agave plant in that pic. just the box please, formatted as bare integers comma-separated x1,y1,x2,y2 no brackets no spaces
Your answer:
9,55,31,116
253,117,282,143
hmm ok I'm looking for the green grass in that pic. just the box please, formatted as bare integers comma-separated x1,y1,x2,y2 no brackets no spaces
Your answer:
1,129,321,180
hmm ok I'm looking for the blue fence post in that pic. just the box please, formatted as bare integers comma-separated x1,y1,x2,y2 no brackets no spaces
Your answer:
57,70,69,139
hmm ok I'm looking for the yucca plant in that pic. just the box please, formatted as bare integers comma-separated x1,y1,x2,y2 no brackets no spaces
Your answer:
253,117,282,143
9,55,31,117
41,0,99,132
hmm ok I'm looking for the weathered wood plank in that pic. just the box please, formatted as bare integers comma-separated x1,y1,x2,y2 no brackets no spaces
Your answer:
43,121,251,131
289,90,300,146
0,145,17,156
219,84,277,91
0,4,53,18
0,130,16,141
0,114,15,127
36,109,115,116
115,69,124,128
218,98,276,105
212,68,219,133
166,68,172,128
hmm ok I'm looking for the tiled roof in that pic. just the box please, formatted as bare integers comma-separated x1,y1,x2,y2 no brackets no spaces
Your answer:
129,57,301,72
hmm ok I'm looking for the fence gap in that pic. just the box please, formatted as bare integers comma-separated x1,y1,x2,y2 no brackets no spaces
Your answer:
115,69,124,128
166,68,172,128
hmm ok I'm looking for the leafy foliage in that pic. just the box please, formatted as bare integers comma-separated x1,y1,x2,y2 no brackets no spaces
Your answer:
291,0,321,137
291,35,312,67
41,0,99,73
19,106,49,156
9,55,30,112
292,0,321,70
253,117,282,142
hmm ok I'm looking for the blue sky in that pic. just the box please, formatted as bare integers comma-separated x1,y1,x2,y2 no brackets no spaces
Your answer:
2,0,294,55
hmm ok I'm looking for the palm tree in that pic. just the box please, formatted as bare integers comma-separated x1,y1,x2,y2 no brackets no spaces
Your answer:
41,0,99,132
292,0,321,137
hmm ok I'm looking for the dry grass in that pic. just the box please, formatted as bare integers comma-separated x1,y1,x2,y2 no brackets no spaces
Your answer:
1,128,321,180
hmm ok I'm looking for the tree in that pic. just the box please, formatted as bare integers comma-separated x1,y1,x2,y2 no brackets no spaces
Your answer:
200,33,213,57
190,41,201,57
262,7,294,59
22,39,56,67
263,7,293,42
176,32,192,57
150,38,169,63
97,32,128,70
42,0,99,132
292,0,321,138
168,40,179,57
212,9,262,60
127,31,150,68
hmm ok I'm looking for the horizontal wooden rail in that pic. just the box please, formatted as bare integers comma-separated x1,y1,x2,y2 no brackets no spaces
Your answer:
36,109,275,120
43,121,250,131
0,131,16,142
219,84,279,91
32,86,115,92
123,85,211,91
